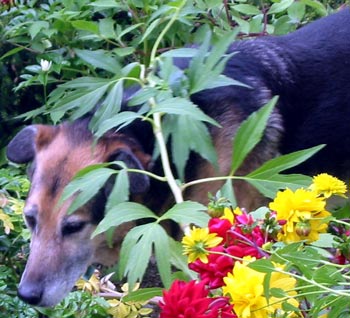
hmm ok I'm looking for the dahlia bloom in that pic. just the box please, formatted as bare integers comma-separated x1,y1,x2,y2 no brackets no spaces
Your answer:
269,188,331,243
223,259,298,318
310,173,347,198
159,280,235,318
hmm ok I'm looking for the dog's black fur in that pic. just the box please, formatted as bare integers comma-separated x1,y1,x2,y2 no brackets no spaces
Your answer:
6,8,350,307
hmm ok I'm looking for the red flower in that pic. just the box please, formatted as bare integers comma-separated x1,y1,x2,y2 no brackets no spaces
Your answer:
160,280,232,318
189,246,234,289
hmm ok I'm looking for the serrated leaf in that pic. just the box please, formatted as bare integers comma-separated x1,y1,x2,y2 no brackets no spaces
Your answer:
122,224,154,289
248,259,275,273
246,173,312,198
154,227,172,288
61,167,116,215
159,201,209,227
170,115,218,180
149,97,220,127
122,287,163,302
247,145,324,179
59,77,111,89
105,169,130,211
93,202,158,237
75,49,121,74
231,97,278,174
168,238,197,279
90,80,124,132
52,84,110,120
94,111,143,138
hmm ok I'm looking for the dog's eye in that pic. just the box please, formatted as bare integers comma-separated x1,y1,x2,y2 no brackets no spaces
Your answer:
62,221,87,236
25,215,36,230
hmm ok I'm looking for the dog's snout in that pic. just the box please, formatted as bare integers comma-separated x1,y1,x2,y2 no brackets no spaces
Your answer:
18,282,43,306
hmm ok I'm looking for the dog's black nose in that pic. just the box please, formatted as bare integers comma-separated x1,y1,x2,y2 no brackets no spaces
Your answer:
18,283,43,306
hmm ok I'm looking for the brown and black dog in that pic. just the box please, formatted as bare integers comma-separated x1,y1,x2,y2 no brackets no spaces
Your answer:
7,8,350,307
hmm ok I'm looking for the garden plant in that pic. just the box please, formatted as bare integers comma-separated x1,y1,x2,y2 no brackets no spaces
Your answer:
1,0,350,317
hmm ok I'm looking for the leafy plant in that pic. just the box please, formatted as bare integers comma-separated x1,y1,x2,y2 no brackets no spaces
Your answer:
0,0,344,317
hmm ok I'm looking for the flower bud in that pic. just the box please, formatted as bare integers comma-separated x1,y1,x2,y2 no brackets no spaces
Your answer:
295,221,311,237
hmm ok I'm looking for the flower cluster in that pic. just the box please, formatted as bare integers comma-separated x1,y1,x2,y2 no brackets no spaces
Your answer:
160,173,350,318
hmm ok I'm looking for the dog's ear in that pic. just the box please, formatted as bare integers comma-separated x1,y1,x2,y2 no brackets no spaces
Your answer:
7,126,38,164
110,149,150,194
6,125,56,164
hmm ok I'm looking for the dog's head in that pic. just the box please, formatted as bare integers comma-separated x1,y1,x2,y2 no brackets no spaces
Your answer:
6,119,151,307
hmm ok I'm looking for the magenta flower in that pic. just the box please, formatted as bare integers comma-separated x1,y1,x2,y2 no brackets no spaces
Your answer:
159,280,235,318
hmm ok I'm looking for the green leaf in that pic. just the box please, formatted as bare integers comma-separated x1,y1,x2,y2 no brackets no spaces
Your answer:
154,226,172,288
51,84,110,120
120,224,154,288
94,111,143,138
246,173,312,198
161,48,199,58
300,0,327,15
231,96,278,174
90,80,124,132
98,18,116,39
248,259,275,273
149,97,220,127
75,49,121,74
247,145,324,179
29,21,50,39
268,0,294,14
59,77,111,89
169,238,197,279
105,169,130,211
159,201,209,227
232,4,261,15
122,288,163,302
71,20,99,34
61,167,116,215
89,0,125,8
92,202,158,237
269,287,287,298
121,223,170,289
0,46,25,60
169,115,218,180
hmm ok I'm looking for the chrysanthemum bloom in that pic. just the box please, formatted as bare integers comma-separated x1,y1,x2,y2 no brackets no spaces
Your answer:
159,280,228,318
309,173,347,198
223,260,299,318
182,226,223,263
269,188,331,243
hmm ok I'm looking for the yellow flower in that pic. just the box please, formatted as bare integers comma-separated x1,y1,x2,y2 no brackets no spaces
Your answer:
310,173,347,198
223,260,268,318
223,260,299,318
269,188,331,243
182,226,222,263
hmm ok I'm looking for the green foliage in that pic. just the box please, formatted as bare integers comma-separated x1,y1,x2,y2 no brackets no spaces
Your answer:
0,0,344,316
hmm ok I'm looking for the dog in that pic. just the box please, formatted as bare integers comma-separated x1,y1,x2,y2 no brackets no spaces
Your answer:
6,8,350,307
